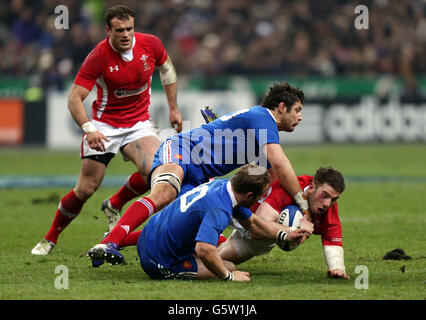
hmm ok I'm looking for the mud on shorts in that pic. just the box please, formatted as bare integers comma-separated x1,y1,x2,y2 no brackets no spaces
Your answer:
81,119,160,165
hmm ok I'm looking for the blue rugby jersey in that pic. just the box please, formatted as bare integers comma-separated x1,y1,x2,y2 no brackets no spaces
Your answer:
137,179,252,270
152,106,279,188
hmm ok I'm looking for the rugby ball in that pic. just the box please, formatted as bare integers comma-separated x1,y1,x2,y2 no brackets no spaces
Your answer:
276,205,304,251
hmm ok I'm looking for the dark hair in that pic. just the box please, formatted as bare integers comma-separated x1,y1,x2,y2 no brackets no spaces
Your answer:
261,82,304,111
231,164,270,198
105,5,135,28
313,167,346,193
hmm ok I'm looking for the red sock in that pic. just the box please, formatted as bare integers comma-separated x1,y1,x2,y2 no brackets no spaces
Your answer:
217,234,227,246
119,230,142,247
45,190,85,244
102,197,156,245
109,172,149,210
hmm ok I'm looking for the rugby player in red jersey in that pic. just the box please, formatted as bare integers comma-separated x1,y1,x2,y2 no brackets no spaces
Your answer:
218,167,350,279
31,5,182,255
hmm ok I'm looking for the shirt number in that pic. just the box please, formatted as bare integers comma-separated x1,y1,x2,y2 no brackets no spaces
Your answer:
180,184,209,213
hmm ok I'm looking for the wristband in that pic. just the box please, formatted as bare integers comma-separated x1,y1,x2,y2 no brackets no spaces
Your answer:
223,270,234,281
294,191,309,211
81,121,97,134
323,245,346,272
277,230,287,245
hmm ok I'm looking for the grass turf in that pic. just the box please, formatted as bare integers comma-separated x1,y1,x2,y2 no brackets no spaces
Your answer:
0,143,425,300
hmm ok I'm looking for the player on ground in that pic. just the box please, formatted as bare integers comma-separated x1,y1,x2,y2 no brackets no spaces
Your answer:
88,82,314,265
89,164,310,280
31,5,182,255
219,166,349,279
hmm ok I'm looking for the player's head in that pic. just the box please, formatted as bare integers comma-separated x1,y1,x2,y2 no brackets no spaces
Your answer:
230,164,270,208
261,82,304,132
105,5,135,52
307,167,345,216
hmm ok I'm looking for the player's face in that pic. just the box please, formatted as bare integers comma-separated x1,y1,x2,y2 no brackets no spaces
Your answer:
107,17,135,52
307,182,340,216
279,101,303,132
240,184,270,208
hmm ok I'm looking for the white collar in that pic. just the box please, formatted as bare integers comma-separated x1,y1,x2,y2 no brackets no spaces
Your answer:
226,181,238,208
109,35,136,61
265,108,277,124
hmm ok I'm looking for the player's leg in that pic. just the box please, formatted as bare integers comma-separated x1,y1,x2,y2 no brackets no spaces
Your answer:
217,229,256,265
194,255,237,280
101,123,161,230
99,163,183,247
32,158,107,255
218,228,275,265
106,135,160,210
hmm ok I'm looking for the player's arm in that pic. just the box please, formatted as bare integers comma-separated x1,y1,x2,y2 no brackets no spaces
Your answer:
159,56,182,132
195,241,250,282
322,211,348,279
264,143,312,223
324,245,349,279
237,214,309,246
68,83,109,152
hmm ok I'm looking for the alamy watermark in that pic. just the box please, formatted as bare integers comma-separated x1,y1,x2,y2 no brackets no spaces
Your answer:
162,127,269,174
354,265,369,289
54,5,69,30
354,5,369,30
54,265,69,289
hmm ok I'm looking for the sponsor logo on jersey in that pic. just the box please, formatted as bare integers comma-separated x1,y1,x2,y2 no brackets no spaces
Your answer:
114,83,148,98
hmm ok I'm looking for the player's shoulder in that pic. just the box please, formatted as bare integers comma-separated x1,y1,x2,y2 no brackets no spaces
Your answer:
134,32,163,45
84,38,109,60
298,175,313,187
248,106,278,125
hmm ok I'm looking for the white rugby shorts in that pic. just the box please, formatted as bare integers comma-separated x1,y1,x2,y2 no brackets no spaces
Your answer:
81,119,160,159
227,218,276,259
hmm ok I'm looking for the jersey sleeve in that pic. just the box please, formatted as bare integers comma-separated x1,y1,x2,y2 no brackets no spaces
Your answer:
250,116,280,146
74,46,104,91
195,208,230,246
232,206,253,220
148,34,168,66
320,203,343,247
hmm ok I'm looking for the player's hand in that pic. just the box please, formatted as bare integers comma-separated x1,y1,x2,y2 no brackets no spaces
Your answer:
170,108,183,133
86,131,110,152
327,269,350,279
302,209,313,222
299,216,314,236
287,228,311,244
232,271,251,282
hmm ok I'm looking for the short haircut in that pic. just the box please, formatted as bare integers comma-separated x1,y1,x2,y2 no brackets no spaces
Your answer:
261,81,304,111
230,164,270,198
313,167,346,193
105,5,135,28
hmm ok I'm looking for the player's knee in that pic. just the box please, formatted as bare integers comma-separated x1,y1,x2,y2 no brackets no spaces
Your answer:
150,172,182,209
149,185,177,210
75,181,99,200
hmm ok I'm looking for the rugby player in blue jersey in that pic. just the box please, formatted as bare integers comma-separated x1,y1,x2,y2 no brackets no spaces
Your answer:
137,164,309,281
88,82,313,266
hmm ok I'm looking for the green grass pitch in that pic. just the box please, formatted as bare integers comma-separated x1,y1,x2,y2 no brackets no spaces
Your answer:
0,143,425,300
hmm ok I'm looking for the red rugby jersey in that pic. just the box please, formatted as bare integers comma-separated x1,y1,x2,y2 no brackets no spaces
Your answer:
74,32,168,128
251,175,343,247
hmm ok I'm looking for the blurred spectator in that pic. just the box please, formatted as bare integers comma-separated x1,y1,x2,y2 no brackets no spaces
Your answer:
0,0,425,92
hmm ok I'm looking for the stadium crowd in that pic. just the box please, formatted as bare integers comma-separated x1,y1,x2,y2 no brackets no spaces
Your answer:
1,0,425,92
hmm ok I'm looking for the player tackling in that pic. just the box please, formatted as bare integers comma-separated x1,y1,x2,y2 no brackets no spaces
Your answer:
219,166,349,279
87,81,314,266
